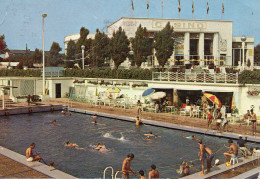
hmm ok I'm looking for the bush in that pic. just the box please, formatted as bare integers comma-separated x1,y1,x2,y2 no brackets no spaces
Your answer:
238,70,260,84
0,69,41,77
63,69,153,80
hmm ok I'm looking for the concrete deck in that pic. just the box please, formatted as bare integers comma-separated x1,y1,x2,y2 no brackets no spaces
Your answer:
0,146,76,178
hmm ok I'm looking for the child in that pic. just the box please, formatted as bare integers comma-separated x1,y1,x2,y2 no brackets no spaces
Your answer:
222,114,228,132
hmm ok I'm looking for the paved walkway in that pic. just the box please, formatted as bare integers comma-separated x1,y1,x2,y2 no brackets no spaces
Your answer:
0,154,49,178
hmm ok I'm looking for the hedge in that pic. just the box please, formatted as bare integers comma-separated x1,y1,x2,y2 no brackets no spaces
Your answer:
0,69,41,77
238,70,260,84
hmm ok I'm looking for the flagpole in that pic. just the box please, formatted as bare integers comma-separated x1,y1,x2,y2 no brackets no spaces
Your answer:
192,0,194,19
147,0,149,17
162,0,164,18
178,0,181,19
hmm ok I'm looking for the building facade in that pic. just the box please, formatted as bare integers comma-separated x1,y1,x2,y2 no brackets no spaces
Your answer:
65,17,255,69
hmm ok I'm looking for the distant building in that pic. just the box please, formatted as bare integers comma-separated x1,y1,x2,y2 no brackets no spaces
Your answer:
64,17,255,69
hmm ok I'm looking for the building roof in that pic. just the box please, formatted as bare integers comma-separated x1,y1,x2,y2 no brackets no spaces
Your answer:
107,17,233,28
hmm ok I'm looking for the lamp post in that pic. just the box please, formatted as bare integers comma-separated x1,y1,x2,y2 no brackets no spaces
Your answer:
42,13,47,97
81,45,85,70
241,35,246,71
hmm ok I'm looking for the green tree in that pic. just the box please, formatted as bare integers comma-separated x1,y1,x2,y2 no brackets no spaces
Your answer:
153,22,174,68
48,42,63,66
92,29,110,67
66,40,76,60
31,48,42,63
130,25,153,68
254,44,260,65
108,27,130,70
0,34,8,55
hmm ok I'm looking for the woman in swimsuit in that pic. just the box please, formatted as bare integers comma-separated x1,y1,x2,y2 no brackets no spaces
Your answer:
251,109,257,135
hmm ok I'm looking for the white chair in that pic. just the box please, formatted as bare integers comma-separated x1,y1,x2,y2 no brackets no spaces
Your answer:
230,156,238,165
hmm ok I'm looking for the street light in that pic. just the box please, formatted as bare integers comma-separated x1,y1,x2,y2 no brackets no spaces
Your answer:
81,45,85,70
42,13,47,98
241,35,247,71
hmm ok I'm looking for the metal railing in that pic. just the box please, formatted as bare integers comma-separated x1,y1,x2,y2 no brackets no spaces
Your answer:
152,72,239,84
42,70,64,77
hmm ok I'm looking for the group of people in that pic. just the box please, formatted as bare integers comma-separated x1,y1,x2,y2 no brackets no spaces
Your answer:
205,107,229,132
122,153,160,179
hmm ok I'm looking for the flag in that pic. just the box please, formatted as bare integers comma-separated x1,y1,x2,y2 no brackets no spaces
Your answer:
131,0,134,10
192,0,194,14
178,0,181,13
222,3,224,14
147,0,149,9
207,1,209,14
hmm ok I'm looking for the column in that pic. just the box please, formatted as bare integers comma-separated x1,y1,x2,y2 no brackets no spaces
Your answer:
184,32,190,64
213,33,219,65
199,33,204,67
173,89,178,107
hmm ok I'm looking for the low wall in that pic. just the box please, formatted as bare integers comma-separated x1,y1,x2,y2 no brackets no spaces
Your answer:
0,104,63,116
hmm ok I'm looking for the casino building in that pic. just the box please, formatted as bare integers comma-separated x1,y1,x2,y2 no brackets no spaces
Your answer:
64,17,255,69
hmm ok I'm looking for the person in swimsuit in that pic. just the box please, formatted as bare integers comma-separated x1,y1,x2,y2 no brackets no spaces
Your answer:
183,161,194,176
215,109,222,131
222,114,228,132
91,114,98,120
250,109,257,135
205,146,214,173
139,170,146,179
148,164,160,179
197,139,206,175
136,116,143,126
182,135,196,140
26,143,41,162
122,153,135,179
137,100,142,116
223,139,238,162
52,120,57,125
240,110,250,126
207,109,213,129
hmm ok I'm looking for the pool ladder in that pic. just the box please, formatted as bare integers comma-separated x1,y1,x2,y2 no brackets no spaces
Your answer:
103,166,122,179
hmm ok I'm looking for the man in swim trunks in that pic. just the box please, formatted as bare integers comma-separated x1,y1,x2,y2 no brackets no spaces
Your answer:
52,120,57,125
223,139,238,162
96,143,103,151
26,143,41,162
91,114,98,120
136,116,143,126
149,164,160,179
207,109,213,129
240,110,250,126
222,114,228,132
197,140,206,175
205,146,214,173
237,135,251,158
122,153,135,179
250,109,257,135
215,109,222,131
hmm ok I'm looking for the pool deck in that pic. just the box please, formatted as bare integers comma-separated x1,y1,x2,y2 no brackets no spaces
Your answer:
0,146,76,178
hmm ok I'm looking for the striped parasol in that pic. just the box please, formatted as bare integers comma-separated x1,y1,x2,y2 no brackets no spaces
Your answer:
150,92,166,99
204,93,222,107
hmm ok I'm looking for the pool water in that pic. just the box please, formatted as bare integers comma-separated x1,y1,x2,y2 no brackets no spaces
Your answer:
0,112,257,178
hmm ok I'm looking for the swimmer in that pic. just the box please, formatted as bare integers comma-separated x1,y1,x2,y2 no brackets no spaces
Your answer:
136,116,144,126
91,114,98,120
144,132,159,138
52,120,57,125
144,136,151,141
95,143,103,151
182,135,196,140
92,120,97,125
139,169,146,179
65,141,84,150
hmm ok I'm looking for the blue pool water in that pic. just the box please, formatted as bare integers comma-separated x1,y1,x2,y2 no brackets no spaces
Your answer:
0,112,257,178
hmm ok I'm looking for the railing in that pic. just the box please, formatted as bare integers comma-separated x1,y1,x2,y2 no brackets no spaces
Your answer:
103,166,114,179
152,72,239,84
42,70,64,77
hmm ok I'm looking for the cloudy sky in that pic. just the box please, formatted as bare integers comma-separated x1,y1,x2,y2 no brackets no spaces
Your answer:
0,0,259,52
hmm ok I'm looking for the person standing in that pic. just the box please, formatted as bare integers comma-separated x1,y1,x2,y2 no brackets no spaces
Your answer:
215,109,222,131
26,143,41,162
205,146,214,173
207,109,213,129
149,164,160,179
27,95,31,106
240,110,250,126
122,153,135,179
250,109,257,135
137,100,142,116
197,140,206,176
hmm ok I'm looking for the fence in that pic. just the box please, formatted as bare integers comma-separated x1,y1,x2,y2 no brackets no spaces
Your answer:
152,72,239,84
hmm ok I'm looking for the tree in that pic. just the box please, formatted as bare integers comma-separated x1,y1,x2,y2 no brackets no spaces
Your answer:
48,42,62,66
66,40,76,60
31,48,42,63
0,34,8,54
254,44,260,65
153,22,175,68
130,25,153,68
108,27,130,70
91,29,110,67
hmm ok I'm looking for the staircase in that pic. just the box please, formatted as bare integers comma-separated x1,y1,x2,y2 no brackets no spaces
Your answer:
0,96,17,108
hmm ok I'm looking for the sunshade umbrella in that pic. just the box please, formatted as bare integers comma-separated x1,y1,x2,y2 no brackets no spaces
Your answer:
203,93,222,107
142,88,155,98
105,87,121,93
150,92,166,100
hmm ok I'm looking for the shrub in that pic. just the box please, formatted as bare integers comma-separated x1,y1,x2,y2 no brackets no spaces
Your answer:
238,70,260,84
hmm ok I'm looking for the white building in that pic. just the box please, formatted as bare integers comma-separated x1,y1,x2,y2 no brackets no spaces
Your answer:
64,17,254,69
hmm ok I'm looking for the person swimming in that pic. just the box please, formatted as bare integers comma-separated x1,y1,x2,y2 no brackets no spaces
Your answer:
182,135,196,140
65,141,84,150
144,132,159,138
136,116,144,126
52,120,57,125
95,143,107,152
91,114,98,120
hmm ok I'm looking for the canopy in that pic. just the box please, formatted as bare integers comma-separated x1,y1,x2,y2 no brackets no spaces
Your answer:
204,93,222,107
150,92,166,100
105,87,121,93
142,88,155,98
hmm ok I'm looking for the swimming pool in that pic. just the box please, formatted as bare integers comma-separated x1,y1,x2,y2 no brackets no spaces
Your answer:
0,112,257,178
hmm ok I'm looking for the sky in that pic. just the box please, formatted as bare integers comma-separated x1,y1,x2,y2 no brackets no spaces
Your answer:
0,0,260,52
